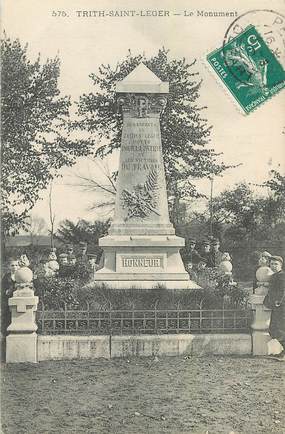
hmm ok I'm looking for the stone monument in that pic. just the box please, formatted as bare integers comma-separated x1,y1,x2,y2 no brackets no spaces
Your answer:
94,63,198,289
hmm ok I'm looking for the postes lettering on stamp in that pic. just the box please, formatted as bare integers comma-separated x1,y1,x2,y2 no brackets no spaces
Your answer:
207,25,285,114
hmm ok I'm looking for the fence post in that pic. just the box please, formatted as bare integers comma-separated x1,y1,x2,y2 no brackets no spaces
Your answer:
154,300,158,334
176,303,180,334
109,303,112,336
86,302,90,333
6,268,39,363
39,301,45,335
132,305,135,334
250,272,272,356
64,303,67,334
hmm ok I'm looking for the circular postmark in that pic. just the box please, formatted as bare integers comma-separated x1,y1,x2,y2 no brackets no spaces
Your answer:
222,9,285,87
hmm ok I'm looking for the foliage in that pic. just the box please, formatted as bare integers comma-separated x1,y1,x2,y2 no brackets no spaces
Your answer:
35,263,94,309
58,262,93,282
1,36,93,237
262,169,285,196
35,276,82,310
36,276,249,311
75,48,233,220
193,173,285,243
55,218,111,252
190,266,249,308
213,178,285,242
184,173,285,278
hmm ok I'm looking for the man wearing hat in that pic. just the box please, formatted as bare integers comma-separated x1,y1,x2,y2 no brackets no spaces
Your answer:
87,253,100,276
199,239,214,267
66,244,75,263
57,253,71,277
181,238,203,266
211,238,223,267
264,255,285,361
77,241,88,265
68,255,77,266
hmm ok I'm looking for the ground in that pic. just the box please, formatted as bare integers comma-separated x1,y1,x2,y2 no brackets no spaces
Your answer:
1,355,284,434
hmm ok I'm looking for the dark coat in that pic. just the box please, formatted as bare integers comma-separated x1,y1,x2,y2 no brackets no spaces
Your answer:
188,249,204,265
200,250,214,268
211,250,224,267
265,270,285,343
1,273,16,335
181,246,203,265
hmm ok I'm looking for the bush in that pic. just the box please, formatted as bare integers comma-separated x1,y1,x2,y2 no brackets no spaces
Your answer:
35,276,82,309
36,276,249,311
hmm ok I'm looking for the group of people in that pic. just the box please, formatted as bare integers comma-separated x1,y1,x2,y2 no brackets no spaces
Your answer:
2,242,100,289
0,242,100,346
182,237,233,274
2,238,284,361
37,242,100,278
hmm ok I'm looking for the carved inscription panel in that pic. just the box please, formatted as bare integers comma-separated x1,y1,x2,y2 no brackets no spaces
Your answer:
116,253,166,273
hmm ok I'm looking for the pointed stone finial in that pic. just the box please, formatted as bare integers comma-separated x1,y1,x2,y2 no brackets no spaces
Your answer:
116,63,169,93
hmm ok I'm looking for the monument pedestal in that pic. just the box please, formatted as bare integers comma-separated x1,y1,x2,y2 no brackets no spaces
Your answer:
95,234,198,289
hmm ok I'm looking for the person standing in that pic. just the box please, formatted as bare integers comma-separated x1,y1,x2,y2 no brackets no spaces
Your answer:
77,241,88,265
211,238,223,267
181,238,203,266
264,256,285,361
199,239,214,267
1,258,19,359
66,244,75,264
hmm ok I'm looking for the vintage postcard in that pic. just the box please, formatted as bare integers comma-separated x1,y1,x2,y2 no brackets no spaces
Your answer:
1,0,285,433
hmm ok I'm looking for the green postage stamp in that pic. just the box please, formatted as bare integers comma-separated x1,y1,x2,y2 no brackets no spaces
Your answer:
207,25,285,114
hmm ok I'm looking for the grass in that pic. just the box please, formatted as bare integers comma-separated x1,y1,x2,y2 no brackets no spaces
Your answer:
1,355,284,434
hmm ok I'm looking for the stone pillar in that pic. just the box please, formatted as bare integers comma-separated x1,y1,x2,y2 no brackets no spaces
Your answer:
94,63,199,289
250,285,272,355
6,267,39,363
250,266,273,356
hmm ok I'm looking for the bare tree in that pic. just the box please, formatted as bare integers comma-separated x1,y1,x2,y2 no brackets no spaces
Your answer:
27,215,48,245
68,157,116,218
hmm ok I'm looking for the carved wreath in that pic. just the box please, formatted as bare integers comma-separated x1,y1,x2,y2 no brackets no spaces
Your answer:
121,168,160,220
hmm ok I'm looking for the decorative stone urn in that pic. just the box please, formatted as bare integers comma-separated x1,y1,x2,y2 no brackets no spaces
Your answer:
13,267,34,296
250,266,273,356
219,253,233,275
255,266,273,288
219,260,233,274
6,267,39,363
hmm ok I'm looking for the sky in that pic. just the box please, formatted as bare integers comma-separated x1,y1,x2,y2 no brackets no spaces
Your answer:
3,0,285,230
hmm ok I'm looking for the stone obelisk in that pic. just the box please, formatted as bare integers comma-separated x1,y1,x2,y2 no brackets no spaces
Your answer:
95,63,198,289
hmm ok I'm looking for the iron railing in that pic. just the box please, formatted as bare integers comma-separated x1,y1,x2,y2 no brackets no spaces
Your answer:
36,303,252,335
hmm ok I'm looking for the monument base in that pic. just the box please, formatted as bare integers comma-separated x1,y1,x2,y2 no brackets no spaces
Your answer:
92,279,199,290
94,235,200,290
